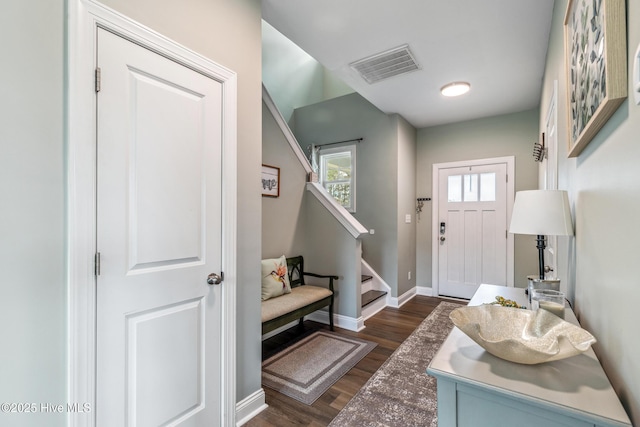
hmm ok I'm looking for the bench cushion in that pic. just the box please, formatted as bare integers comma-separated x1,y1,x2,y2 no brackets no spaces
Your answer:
261,285,333,323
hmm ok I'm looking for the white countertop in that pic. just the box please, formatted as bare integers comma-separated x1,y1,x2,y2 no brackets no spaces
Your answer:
427,284,631,426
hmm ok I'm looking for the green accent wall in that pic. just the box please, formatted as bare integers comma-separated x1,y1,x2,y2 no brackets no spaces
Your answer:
541,1,640,423
262,20,354,124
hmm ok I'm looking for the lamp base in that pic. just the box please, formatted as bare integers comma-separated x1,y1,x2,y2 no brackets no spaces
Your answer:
526,275,560,305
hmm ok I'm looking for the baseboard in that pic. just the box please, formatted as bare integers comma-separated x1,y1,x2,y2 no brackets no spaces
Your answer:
261,320,299,340
416,286,433,296
236,388,268,426
389,287,416,308
262,310,364,339
437,295,469,304
306,310,364,332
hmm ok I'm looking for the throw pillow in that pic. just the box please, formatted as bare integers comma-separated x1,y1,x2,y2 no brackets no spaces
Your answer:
261,255,292,301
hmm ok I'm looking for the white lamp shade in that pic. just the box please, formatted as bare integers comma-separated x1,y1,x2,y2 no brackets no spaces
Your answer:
509,190,574,236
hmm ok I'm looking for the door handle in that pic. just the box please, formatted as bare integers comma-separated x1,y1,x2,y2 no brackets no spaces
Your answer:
440,236,446,242
207,272,224,285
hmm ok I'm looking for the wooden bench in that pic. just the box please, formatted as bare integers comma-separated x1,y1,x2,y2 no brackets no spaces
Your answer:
261,255,338,335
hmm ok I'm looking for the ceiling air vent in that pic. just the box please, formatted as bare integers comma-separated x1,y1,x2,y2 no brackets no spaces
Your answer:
350,44,420,84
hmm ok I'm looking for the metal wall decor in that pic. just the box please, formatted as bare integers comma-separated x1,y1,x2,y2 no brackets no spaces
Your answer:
564,0,627,157
261,164,280,197
533,133,546,162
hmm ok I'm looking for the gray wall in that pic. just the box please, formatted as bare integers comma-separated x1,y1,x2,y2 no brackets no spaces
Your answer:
395,115,418,296
262,99,363,319
0,2,66,426
541,1,640,423
263,24,417,300
262,101,308,258
0,3,263,424
305,196,362,319
416,109,540,290
293,93,406,296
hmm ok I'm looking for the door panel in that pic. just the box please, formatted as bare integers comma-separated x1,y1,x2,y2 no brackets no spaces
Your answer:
127,299,204,426
438,163,507,298
446,211,463,284
463,210,479,285
482,210,499,284
96,28,223,426
130,68,206,269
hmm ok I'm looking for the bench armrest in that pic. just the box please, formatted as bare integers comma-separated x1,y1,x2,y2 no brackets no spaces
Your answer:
302,272,338,292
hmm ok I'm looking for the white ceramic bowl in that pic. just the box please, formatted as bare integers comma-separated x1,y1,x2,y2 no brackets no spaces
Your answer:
449,305,596,364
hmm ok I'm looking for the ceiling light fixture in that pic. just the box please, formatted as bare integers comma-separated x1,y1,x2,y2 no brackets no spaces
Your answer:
440,81,471,97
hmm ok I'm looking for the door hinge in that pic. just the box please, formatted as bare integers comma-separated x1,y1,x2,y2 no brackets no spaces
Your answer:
95,67,101,93
95,252,101,276
506,230,508,239
506,174,508,183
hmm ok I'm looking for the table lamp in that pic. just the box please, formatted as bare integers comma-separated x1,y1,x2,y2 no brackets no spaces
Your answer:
509,190,574,280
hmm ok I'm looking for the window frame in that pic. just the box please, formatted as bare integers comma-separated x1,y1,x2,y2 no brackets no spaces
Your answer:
447,172,497,203
318,144,357,213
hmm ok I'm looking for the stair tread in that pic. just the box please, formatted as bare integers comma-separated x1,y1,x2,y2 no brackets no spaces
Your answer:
361,290,387,307
361,275,373,283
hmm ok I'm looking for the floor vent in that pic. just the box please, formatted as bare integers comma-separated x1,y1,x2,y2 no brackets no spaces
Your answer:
350,44,420,84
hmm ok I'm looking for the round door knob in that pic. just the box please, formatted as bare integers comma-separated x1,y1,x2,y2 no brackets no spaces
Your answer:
207,273,223,285
440,236,446,242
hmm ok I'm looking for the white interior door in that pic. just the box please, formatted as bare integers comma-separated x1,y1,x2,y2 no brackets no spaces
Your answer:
96,28,224,426
542,81,559,278
438,162,508,298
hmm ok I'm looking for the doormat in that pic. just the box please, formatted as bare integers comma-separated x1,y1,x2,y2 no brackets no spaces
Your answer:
262,331,377,405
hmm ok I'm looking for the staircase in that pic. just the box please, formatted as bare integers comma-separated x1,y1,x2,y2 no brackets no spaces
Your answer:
361,275,387,308
360,264,390,320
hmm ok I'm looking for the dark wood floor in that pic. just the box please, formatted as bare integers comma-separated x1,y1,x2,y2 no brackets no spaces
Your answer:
246,295,464,427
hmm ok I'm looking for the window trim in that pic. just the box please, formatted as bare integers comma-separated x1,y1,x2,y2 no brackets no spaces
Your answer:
318,144,356,213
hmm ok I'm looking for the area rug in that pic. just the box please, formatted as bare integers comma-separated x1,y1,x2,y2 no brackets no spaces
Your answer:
262,331,377,405
328,301,461,427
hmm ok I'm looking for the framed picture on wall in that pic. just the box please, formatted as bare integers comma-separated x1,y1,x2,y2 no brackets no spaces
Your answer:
261,164,280,197
564,0,626,158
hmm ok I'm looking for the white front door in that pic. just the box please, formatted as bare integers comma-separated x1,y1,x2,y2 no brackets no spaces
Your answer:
96,28,224,426
437,162,508,298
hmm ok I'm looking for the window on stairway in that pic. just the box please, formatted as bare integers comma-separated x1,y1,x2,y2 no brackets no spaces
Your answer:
319,145,356,212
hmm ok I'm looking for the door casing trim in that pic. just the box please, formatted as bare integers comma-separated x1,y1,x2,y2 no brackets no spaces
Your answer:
431,156,515,297
66,1,238,426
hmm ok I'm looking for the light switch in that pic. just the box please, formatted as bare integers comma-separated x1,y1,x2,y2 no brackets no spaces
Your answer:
405,214,411,224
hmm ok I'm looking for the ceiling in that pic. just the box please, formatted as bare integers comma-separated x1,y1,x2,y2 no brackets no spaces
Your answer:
262,0,555,129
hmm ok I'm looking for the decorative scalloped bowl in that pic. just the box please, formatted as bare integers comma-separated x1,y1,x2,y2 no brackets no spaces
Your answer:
449,305,597,365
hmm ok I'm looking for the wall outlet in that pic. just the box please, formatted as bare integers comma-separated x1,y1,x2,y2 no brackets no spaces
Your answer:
369,229,375,234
